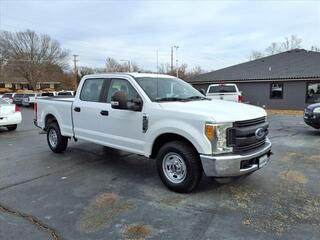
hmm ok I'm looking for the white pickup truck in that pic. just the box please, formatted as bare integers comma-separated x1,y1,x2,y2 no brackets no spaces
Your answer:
34,73,272,193
206,83,243,102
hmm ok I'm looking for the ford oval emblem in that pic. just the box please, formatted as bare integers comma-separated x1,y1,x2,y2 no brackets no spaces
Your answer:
255,128,265,139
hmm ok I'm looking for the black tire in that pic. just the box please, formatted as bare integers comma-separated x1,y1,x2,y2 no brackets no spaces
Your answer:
7,125,17,131
46,122,68,153
156,141,202,193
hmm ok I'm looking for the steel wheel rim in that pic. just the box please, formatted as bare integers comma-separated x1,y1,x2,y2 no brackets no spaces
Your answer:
48,129,58,148
162,152,187,184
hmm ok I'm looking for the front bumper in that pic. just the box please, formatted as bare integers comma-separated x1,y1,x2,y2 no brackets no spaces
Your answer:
200,138,272,177
304,113,320,129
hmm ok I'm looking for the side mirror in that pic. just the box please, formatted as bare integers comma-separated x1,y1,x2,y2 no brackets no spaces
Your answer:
199,89,206,95
129,98,143,111
111,91,128,110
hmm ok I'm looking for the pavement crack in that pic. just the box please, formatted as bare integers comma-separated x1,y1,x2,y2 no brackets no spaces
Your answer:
0,173,52,191
0,204,61,240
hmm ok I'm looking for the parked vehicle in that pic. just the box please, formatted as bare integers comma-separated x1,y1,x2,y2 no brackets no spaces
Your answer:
304,103,320,129
57,91,75,96
206,83,243,102
39,92,58,97
34,73,272,193
0,98,22,131
307,83,320,98
2,93,15,104
13,93,25,106
22,93,40,107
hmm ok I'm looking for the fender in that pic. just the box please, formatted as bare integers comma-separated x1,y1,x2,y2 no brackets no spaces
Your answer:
144,119,212,157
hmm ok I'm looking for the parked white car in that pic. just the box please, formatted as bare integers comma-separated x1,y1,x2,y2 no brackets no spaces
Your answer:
1,93,16,104
22,93,41,107
206,84,243,102
0,98,22,131
35,73,271,193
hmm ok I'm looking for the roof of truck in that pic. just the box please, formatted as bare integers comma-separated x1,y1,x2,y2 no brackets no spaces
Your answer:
84,73,176,79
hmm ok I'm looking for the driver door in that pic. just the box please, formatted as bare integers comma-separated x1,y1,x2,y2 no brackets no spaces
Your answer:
104,78,145,154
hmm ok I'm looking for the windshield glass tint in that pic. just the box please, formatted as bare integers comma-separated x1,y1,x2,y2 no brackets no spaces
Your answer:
135,77,203,101
209,85,236,93
0,98,9,104
3,94,12,98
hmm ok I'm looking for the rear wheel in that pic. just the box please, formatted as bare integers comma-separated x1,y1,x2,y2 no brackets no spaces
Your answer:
47,122,68,153
7,125,17,131
156,141,202,193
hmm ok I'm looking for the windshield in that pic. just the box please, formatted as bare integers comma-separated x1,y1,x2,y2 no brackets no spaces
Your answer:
135,77,206,102
0,98,9,104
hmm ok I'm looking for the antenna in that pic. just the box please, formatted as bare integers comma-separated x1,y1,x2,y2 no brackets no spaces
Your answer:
156,49,159,75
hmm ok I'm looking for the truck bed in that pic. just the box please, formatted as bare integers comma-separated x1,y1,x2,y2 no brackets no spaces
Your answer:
36,96,74,137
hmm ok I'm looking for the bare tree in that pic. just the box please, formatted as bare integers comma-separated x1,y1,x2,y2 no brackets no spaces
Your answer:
311,46,320,52
249,34,304,60
265,42,280,55
249,50,264,60
281,34,302,51
0,30,69,90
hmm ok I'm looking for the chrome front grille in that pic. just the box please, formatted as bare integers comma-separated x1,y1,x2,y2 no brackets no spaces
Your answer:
228,117,268,153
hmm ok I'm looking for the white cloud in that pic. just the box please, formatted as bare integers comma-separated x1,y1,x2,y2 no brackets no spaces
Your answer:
2,0,320,72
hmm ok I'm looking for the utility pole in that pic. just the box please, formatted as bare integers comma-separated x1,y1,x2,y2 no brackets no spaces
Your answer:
73,55,78,88
170,46,173,73
120,59,131,72
174,45,179,78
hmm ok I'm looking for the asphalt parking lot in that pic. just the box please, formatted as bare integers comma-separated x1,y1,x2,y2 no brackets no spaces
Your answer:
0,108,319,240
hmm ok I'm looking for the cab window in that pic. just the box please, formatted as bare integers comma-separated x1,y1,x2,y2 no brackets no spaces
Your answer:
80,79,104,102
106,79,140,103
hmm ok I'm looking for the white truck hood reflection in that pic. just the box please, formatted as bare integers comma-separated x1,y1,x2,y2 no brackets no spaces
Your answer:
159,99,267,123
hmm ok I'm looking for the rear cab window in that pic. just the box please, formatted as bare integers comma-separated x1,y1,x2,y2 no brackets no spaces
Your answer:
209,85,237,93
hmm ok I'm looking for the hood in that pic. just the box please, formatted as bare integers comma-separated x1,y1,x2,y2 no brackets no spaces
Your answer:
306,103,320,110
159,99,267,123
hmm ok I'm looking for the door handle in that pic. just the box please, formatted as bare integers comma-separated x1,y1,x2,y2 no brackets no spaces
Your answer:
100,110,109,116
74,107,81,112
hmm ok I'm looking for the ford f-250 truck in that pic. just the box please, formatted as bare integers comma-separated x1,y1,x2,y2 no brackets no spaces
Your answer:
34,73,272,193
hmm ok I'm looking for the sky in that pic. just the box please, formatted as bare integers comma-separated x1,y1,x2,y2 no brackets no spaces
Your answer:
1,0,320,72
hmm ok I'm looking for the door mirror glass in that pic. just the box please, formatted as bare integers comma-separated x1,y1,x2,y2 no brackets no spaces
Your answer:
111,91,128,110
199,88,206,95
129,97,143,111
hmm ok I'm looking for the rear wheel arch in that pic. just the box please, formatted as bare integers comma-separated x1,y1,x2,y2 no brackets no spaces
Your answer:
45,114,57,130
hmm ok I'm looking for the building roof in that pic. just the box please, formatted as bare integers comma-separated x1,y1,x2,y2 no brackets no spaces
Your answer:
188,49,320,83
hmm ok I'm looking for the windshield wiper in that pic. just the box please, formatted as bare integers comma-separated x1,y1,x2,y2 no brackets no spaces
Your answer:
155,97,188,102
186,96,210,100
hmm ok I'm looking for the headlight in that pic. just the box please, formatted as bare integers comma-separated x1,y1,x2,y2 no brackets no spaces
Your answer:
205,123,233,154
313,107,320,114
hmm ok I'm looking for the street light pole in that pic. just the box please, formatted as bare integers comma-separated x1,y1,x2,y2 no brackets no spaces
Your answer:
120,59,131,72
174,45,179,78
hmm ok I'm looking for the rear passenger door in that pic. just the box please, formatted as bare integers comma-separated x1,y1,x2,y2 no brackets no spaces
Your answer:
72,78,110,143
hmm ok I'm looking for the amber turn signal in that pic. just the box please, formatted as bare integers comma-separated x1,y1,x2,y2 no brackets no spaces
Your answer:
205,124,215,140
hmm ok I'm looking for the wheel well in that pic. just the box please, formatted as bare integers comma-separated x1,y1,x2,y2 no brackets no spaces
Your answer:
150,133,198,159
45,114,57,129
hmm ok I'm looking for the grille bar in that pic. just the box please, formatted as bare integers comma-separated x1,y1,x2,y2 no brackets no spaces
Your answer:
234,117,266,127
229,116,268,153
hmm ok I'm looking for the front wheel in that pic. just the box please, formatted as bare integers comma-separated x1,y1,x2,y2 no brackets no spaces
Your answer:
156,141,202,193
47,122,68,153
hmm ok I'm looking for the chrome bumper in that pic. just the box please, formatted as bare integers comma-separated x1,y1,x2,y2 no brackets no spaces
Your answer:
200,138,272,177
